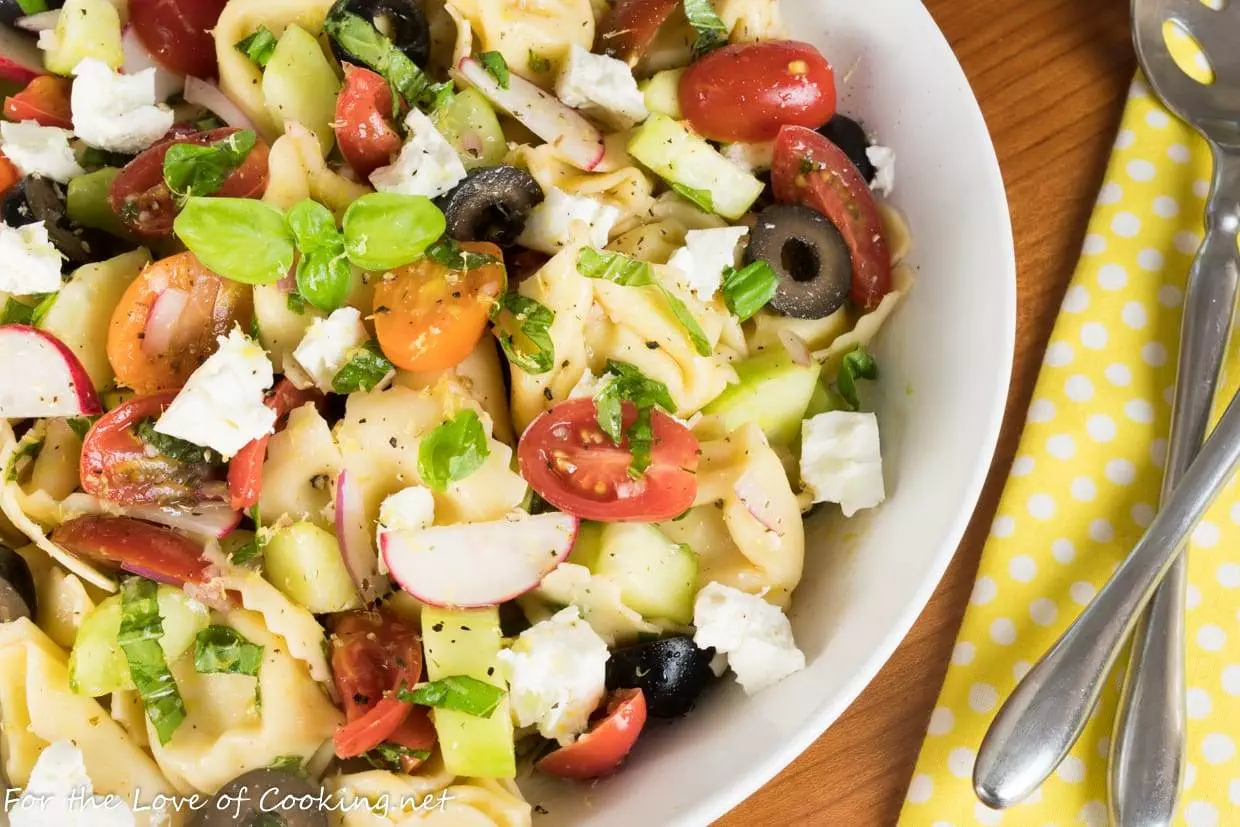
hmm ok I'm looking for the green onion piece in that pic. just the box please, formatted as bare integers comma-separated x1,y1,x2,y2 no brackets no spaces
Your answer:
399,675,506,718
670,182,714,213
235,27,279,68
163,130,257,204
683,0,729,56
835,347,878,411
0,297,34,326
721,260,779,321
417,410,490,491
332,340,396,394
496,293,556,375
194,625,264,676
478,51,510,89
118,578,186,746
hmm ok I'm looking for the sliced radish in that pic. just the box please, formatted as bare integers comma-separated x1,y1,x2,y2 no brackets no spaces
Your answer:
734,469,786,536
0,325,102,417
0,27,45,85
184,76,257,131
458,57,605,172
121,24,183,101
334,469,387,604
15,10,61,32
142,286,189,357
381,512,579,608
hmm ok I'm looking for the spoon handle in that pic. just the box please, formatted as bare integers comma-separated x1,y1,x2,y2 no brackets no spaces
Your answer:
973,382,1240,809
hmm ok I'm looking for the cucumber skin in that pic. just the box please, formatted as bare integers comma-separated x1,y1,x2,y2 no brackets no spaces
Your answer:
594,523,698,625
704,351,823,445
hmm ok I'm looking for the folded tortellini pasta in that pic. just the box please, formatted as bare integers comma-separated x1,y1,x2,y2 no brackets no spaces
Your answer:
327,760,533,827
448,0,593,83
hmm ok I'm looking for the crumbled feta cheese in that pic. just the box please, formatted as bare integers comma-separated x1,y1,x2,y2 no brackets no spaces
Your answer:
799,411,885,517
667,226,749,301
0,222,63,295
497,606,610,745
693,582,804,695
70,59,175,154
379,485,435,534
567,368,609,400
287,307,371,394
155,327,276,459
721,141,776,174
555,44,648,128
370,108,467,199
517,188,620,254
0,121,85,183
866,145,895,197
10,741,137,827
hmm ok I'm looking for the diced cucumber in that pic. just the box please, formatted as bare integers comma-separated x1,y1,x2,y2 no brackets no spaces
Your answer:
263,521,361,614
69,586,209,697
42,0,124,75
66,168,138,243
627,114,764,221
421,606,515,778
432,89,507,171
640,69,684,119
262,25,341,157
593,523,697,624
566,521,604,571
703,351,822,445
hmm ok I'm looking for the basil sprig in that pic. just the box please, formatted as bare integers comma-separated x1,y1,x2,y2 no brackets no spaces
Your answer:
332,340,396,394
118,578,186,746
683,0,729,56
721,260,778,321
163,130,257,204
398,675,506,718
288,199,352,313
417,410,490,491
594,361,676,476
194,626,264,676
235,27,278,67
835,347,878,411
496,293,555,375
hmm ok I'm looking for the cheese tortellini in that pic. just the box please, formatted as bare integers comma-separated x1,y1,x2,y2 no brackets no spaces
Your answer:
448,0,594,83
328,761,533,827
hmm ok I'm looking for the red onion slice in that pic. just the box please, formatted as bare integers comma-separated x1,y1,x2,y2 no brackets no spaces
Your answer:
15,10,60,31
778,328,814,368
121,24,184,100
126,502,242,539
184,76,258,132
334,469,387,603
142,287,189,358
734,470,785,535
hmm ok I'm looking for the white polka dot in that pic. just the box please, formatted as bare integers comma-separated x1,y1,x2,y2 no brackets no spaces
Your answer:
1230,501,1240,526
991,516,1014,539
1089,519,1115,543
1169,143,1191,162
1065,375,1095,402
1070,476,1096,502
1175,230,1202,254
1137,248,1164,271
973,802,1002,826
971,576,997,605
1153,195,1180,218
1184,801,1218,827
1097,737,1110,759
1070,581,1097,605
1104,363,1132,386
1193,521,1221,548
1142,342,1168,367
1188,582,1202,609
1151,438,1168,468
1063,285,1090,313
1098,181,1123,204
1106,459,1137,485
1121,301,1148,329
1009,554,1037,581
1218,564,1240,588
1082,233,1107,255
1131,502,1155,528
1051,538,1075,563
1080,800,1108,827
1159,284,1183,307
968,682,998,713
1222,665,1240,695
1044,341,1073,367
1087,414,1117,442
1184,761,1197,790
1163,385,1176,405
1029,598,1057,626
1047,434,1076,460
1199,625,1227,651
1112,211,1140,237
1010,455,1034,476
1096,262,1127,289
1115,129,1136,149
1232,779,1240,805
1146,109,1170,128
1028,493,1055,520
1127,159,1156,180
927,707,954,736
1194,179,1210,199
1124,399,1154,423
951,641,975,665
906,774,933,804
989,618,1016,646
1057,755,1086,783
947,747,974,778
1187,687,1212,719
1080,322,1108,349
1028,398,1056,421
1203,734,1235,765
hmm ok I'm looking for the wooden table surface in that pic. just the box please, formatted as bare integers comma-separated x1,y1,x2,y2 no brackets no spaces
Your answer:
719,0,1138,823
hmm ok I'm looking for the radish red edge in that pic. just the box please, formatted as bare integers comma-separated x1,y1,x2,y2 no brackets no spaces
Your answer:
0,325,102,417
0,27,45,85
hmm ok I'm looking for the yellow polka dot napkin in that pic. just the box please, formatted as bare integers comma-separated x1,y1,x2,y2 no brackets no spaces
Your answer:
896,75,1240,826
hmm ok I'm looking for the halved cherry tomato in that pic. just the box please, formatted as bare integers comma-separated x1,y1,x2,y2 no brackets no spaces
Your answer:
0,155,19,197
679,41,837,143
107,251,253,396
537,688,647,779
335,65,403,180
518,399,699,522
80,392,225,505
373,241,506,373
3,76,73,129
51,515,210,585
770,125,891,311
109,127,270,240
129,0,230,79
227,380,324,511
595,0,679,66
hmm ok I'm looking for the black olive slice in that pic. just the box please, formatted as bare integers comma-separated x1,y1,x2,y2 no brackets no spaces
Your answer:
329,0,431,69
189,769,327,827
817,114,875,183
0,544,36,622
2,176,120,266
605,635,715,718
746,204,852,320
437,165,544,247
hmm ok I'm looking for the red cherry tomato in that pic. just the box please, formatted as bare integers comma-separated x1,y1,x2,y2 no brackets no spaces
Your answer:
109,127,270,240
335,65,403,180
537,689,647,779
595,0,679,65
80,392,225,506
51,515,210,585
770,125,892,311
518,399,698,522
128,0,230,79
227,380,324,511
678,41,836,143
3,76,73,129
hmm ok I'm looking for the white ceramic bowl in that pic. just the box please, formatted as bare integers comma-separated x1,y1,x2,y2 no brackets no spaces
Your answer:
526,0,1016,823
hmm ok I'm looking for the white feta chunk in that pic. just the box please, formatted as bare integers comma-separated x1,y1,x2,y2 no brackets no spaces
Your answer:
693,581,804,695
0,121,85,183
667,226,749,301
10,741,137,827
721,141,776,174
555,44,648,127
70,59,175,154
370,108,467,199
866,145,895,197
0,222,64,295
496,606,610,745
517,187,620,254
378,485,436,534
155,327,276,459
799,410,885,517
287,307,371,394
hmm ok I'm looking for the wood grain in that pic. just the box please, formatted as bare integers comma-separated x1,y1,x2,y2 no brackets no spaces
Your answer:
718,1,1136,824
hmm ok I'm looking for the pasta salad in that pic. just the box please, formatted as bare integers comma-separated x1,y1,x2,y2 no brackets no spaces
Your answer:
0,0,912,822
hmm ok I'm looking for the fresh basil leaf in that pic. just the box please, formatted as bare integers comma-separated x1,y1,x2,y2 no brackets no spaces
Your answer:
134,418,221,466
342,193,446,271
324,3,442,111
174,197,296,285
163,130,257,203
231,507,265,566
194,625,264,676
659,288,711,356
496,293,555,375
235,27,279,67
479,51,510,89
835,347,878,411
417,410,490,491
721,260,779,321
683,0,729,56
424,81,455,114
5,436,42,482
670,182,714,213
332,340,396,394
0,297,34,325
286,291,307,314
364,743,432,772
66,417,97,442
287,199,352,313
118,578,186,746
527,50,551,73
399,675,506,718
29,292,57,326
424,237,499,272
594,361,676,476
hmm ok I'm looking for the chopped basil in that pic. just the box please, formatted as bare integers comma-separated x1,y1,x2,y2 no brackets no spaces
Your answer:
194,626,264,676
332,340,396,394
287,199,351,313
6,437,42,482
287,291,307,314
683,0,729,56
28,292,57,326
267,755,309,779
417,410,490,491
163,130,257,204
594,361,676,476
527,50,552,73
835,347,878,411
479,51,510,89
118,578,186,746
231,507,266,566
721,260,778,321
496,293,555,375
323,2,441,112
424,81,455,114
235,27,279,68
399,675,506,718
577,248,711,356
426,237,500,271
670,182,714,213
196,115,226,132
134,418,221,466
364,742,431,771
0,297,34,325
66,417,97,441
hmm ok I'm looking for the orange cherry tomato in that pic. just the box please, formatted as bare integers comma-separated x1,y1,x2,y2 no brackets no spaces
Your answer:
373,241,506,373
3,76,73,129
537,689,648,779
